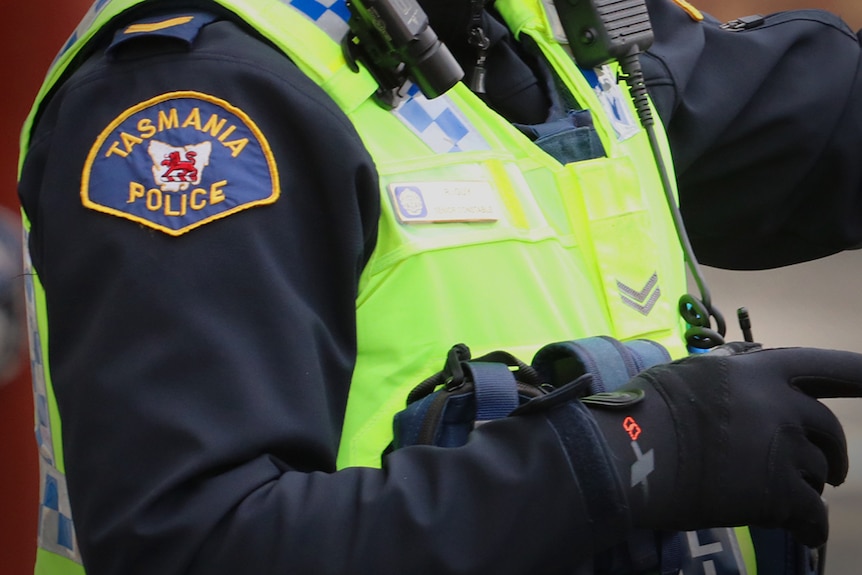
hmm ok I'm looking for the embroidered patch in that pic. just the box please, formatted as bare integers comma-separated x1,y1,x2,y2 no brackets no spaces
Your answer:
82,91,279,235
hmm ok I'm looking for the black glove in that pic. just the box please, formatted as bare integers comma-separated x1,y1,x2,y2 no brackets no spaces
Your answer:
584,346,862,548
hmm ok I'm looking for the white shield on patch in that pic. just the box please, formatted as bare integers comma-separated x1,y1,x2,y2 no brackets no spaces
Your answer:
147,140,213,192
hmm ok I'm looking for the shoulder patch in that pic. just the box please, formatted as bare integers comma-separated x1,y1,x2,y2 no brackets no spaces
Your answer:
671,0,704,22
108,11,218,54
82,91,279,236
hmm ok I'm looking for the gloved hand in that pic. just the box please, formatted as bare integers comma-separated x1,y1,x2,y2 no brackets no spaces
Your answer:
584,346,862,548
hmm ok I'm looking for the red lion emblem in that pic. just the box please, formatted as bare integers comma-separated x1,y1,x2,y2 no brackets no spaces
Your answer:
160,150,199,182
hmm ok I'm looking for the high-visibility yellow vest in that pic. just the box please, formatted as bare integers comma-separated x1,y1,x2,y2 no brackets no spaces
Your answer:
19,1,734,574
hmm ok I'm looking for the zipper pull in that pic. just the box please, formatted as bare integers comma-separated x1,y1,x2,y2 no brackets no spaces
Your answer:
467,27,490,94
720,14,766,31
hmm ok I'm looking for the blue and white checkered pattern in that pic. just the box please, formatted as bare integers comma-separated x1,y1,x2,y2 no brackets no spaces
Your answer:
394,84,490,154
24,234,82,564
25,242,52,468
53,0,111,66
281,0,350,43
39,470,78,558
282,1,488,153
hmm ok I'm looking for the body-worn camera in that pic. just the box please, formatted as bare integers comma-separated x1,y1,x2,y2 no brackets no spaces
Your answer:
344,0,464,108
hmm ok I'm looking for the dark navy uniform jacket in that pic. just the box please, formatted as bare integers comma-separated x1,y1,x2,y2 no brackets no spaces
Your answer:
17,1,862,574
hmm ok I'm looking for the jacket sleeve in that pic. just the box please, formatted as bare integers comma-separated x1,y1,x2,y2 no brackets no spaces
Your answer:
18,14,628,575
643,0,862,269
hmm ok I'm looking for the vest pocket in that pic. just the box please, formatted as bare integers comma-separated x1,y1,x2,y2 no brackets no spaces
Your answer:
369,157,565,271
560,155,679,343
515,111,606,165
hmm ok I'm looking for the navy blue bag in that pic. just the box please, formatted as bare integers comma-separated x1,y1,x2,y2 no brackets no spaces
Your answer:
391,336,671,450
387,336,824,575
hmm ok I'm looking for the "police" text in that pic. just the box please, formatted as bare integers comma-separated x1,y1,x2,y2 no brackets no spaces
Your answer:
127,180,227,217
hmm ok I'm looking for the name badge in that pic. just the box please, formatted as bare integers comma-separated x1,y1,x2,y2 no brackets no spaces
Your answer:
389,181,501,224
583,65,640,142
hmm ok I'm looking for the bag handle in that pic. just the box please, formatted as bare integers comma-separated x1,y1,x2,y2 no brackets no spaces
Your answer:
532,336,671,393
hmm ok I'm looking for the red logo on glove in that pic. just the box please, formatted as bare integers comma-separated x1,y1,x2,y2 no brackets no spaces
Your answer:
623,416,642,441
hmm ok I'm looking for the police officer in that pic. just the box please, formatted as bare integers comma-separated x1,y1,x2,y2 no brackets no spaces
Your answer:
16,1,862,574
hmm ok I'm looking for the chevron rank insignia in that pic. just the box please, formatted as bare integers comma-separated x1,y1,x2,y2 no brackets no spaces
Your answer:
617,272,661,316
82,91,279,235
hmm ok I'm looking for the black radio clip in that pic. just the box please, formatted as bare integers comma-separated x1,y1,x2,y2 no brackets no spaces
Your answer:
342,0,464,108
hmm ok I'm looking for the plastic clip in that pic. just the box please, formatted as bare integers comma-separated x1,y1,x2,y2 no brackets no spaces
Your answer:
720,15,765,31
443,343,472,390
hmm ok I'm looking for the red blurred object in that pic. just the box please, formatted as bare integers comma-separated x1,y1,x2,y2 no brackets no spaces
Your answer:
0,2,93,574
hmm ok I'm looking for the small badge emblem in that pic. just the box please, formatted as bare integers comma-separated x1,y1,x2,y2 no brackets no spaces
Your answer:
394,186,428,219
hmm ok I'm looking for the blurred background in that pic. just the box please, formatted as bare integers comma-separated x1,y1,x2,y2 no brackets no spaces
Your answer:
2,3,97,575
1,1,861,574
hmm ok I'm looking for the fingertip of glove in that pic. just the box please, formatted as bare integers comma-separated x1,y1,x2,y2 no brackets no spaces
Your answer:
827,474,846,488
787,494,830,548
793,526,828,550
